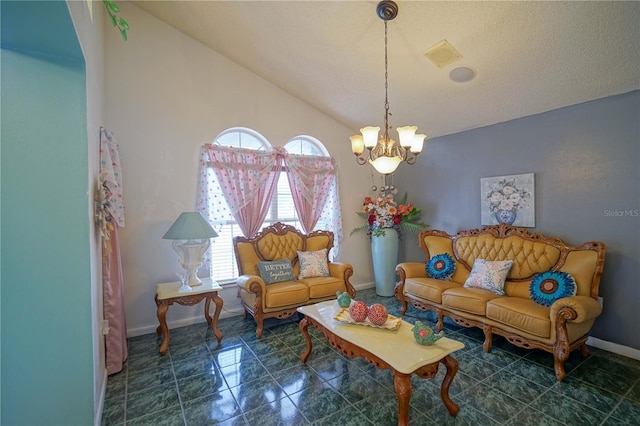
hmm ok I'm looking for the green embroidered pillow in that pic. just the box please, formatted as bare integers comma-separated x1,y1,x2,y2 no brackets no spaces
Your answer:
257,259,296,284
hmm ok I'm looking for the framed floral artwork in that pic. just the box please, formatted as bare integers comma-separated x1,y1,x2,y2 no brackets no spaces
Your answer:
481,173,535,227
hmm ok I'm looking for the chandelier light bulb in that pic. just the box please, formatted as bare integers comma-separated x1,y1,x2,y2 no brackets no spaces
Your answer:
350,135,365,155
412,134,426,154
396,126,417,148
361,127,380,148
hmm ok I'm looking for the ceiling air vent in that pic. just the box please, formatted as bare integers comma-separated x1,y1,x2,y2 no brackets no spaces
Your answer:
424,39,462,68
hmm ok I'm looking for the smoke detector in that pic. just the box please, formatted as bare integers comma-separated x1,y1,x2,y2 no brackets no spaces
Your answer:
424,39,462,68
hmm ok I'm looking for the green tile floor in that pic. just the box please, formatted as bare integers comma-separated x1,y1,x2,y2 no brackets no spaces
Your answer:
102,288,640,425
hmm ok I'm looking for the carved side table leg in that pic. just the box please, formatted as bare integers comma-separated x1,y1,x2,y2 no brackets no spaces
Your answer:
210,294,224,343
393,372,412,426
156,300,170,356
440,355,460,416
299,317,312,363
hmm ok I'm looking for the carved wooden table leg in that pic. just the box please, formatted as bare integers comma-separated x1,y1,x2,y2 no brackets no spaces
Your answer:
440,355,460,416
212,294,224,342
155,298,170,356
299,318,312,362
393,372,413,426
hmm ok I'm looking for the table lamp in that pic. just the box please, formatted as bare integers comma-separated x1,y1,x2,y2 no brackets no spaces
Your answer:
162,212,218,287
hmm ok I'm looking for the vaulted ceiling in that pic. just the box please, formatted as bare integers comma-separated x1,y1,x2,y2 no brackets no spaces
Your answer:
133,1,640,139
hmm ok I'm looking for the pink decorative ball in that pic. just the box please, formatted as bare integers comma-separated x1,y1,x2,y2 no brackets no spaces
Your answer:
368,303,388,326
349,300,369,322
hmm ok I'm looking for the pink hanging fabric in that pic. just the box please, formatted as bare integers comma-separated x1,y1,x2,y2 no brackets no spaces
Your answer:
99,127,127,375
102,223,127,375
196,142,344,258
285,153,336,233
202,144,283,238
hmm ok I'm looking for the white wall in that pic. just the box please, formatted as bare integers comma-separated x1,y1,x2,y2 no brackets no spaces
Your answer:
104,3,375,335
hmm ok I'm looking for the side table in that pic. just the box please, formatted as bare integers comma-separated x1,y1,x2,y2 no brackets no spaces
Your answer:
155,277,224,356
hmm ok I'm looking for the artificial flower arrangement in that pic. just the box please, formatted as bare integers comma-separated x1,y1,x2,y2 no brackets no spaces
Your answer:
484,177,531,213
351,193,427,238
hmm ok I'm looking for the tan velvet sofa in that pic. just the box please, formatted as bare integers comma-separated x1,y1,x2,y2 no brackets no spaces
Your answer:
395,224,606,381
234,222,355,338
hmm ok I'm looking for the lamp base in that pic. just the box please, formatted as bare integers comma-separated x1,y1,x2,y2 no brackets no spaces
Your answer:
186,271,203,287
172,239,210,288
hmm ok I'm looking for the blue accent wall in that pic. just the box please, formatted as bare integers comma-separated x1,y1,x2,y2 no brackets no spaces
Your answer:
397,90,640,350
1,1,93,424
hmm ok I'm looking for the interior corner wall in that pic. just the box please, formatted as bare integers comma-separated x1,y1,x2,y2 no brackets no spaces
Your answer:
67,0,108,420
104,2,373,335
395,90,640,350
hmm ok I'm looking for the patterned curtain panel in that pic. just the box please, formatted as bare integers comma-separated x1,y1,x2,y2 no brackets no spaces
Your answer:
196,144,344,258
285,154,343,258
198,144,282,238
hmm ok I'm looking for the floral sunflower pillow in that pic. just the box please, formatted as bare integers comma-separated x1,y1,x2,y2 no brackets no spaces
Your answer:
426,253,456,280
529,270,576,307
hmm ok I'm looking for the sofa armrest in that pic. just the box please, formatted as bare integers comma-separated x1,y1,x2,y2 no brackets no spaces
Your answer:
329,262,355,297
396,262,427,280
236,274,267,295
550,296,602,323
329,262,352,279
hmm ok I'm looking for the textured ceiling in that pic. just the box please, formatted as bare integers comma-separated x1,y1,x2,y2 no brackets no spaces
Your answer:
132,0,640,139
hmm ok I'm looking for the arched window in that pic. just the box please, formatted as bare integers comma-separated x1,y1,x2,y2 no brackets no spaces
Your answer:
284,135,329,156
202,129,335,283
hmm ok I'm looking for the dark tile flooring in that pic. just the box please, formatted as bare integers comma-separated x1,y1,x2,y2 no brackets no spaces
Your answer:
102,288,640,425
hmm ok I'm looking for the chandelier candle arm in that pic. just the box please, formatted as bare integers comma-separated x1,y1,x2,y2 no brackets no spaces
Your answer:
349,1,427,175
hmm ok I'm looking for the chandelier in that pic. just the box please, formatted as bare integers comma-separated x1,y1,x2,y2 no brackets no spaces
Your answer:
350,0,426,175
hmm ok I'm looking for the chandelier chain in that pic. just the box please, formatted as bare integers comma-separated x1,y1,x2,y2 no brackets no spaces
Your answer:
383,19,390,143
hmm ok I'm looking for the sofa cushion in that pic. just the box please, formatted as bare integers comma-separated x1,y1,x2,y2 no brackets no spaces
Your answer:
264,281,310,308
529,270,577,307
404,278,461,303
426,253,456,280
257,259,296,284
463,259,513,295
298,276,345,299
441,287,502,315
486,297,551,338
298,249,330,279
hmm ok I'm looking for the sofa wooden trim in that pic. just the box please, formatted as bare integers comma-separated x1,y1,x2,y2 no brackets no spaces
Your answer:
234,222,355,338
395,223,606,381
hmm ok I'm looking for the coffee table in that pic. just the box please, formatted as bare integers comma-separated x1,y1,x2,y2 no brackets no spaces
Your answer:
297,300,464,426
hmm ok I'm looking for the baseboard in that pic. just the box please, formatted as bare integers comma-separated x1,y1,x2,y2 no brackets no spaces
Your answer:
94,368,107,426
127,307,245,337
354,282,375,291
587,336,640,360
128,283,376,337
128,282,639,362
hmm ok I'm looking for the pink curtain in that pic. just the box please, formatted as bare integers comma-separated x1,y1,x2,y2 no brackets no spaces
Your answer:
285,154,336,233
103,223,127,375
196,143,344,257
203,144,283,238
99,127,127,375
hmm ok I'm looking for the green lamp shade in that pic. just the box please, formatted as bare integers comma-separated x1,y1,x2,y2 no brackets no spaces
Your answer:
162,212,218,240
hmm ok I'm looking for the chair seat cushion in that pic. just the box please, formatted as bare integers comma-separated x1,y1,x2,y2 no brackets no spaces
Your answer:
298,276,345,299
264,281,310,308
441,287,502,315
486,297,551,338
404,278,461,303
